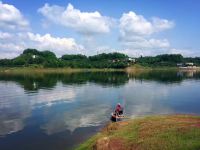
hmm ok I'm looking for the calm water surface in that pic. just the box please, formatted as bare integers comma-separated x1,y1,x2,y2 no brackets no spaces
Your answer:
0,70,200,150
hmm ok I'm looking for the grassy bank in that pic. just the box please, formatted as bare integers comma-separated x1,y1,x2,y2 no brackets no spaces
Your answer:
126,65,178,74
0,66,199,75
0,67,125,74
76,115,200,150
0,66,179,73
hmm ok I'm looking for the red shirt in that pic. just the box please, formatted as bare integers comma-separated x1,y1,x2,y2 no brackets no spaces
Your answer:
115,105,121,112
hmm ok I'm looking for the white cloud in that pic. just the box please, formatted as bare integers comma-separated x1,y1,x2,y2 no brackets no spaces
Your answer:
0,1,84,58
152,17,175,32
0,31,13,39
121,36,170,49
0,31,24,58
0,1,29,31
26,32,84,55
119,11,174,52
116,48,200,58
38,3,112,35
169,48,200,57
117,49,157,57
0,32,84,58
120,11,174,36
0,2,196,58
120,11,153,36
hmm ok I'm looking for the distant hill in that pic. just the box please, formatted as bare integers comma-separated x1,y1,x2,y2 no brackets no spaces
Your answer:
0,49,131,68
0,48,200,68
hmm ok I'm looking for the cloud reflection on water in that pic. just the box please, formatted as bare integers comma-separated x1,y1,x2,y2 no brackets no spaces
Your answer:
41,104,110,134
0,82,77,136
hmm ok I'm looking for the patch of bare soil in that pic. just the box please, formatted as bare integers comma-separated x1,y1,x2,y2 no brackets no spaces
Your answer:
93,137,126,150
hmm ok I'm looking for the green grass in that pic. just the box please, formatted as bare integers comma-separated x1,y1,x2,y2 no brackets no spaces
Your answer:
76,134,101,150
0,66,179,75
1,66,199,76
0,67,124,74
76,115,200,150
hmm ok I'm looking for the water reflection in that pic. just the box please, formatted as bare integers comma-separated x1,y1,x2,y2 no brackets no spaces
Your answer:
41,103,110,135
1,71,200,92
0,70,200,150
0,72,129,91
128,70,200,83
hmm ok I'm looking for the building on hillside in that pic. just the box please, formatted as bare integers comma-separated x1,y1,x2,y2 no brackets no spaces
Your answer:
32,55,36,59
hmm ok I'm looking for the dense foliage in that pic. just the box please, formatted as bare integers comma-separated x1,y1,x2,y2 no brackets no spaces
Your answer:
137,54,183,66
0,49,200,68
137,54,200,67
0,49,131,68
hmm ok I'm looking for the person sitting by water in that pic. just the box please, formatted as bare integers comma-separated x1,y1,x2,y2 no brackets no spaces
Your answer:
115,103,123,115
111,111,118,122
111,103,124,122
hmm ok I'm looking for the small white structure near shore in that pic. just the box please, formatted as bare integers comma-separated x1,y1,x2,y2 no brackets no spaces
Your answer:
177,62,197,69
128,58,136,63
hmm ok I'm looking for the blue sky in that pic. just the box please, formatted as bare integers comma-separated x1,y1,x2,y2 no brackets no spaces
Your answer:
0,0,200,58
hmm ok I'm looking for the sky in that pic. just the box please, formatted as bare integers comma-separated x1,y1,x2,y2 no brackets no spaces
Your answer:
0,0,200,58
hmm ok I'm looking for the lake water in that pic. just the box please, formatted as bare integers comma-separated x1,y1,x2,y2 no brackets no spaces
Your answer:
0,70,200,150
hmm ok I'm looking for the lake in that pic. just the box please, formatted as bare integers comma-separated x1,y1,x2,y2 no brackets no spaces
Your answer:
0,70,200,150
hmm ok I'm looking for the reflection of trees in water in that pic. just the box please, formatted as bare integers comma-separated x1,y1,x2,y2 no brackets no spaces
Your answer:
61,72,129,86
0,74,58,91
0,72,129,91
129,70,182,83
128,70,200,84
0,70,200,91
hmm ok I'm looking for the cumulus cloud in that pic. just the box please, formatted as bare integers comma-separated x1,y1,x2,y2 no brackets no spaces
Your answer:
0,31,84,58
152,17,174,32
26,32,84,54
120,36,170,49
0,1,194,58
38,3,113,35
120,11,153,36
0,1,84,59
0,1,29,31
120,11,174,36
119,11,174,52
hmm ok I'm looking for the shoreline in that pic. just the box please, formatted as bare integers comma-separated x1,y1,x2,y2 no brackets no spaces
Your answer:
0,66,200,74
0,66,194,73
0,67,125,74
76,114,200,150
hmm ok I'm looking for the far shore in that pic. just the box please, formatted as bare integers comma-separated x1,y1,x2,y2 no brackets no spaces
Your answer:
0,67,124,74
0,66,200,74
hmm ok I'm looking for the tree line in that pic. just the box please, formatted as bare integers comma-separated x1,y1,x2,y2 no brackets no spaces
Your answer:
0,49,130,68
137,54,200,67
0,49,200,68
